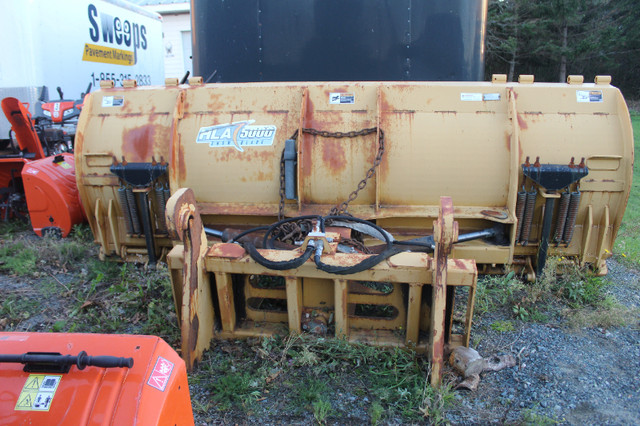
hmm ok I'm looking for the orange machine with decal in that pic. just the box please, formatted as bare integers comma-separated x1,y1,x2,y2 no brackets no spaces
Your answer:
0,332,194,425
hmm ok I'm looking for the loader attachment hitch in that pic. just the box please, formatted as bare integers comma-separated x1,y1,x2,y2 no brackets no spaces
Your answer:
166,188,478,386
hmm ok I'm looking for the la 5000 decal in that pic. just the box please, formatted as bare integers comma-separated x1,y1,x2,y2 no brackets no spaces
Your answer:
196,120,277,152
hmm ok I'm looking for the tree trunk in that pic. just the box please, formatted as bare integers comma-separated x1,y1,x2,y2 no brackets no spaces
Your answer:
559,25,568,82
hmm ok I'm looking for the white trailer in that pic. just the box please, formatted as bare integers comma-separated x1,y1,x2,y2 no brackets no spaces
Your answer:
0,0,164,139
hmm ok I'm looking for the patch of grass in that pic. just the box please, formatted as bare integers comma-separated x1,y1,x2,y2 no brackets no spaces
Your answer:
614,112,640,268
312,398,332,424
0,241,37,276
189,335,456,422
491,320,515,332
476,258,629,326
369,401,384,425
522,408,561,425
0,219,30,235
419,379,456,425
1,294,41,326
208,370,262,410
566,305,640,329
476,271,524,315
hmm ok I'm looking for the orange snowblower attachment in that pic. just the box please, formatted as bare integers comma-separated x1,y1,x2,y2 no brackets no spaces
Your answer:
22,153,85,237
0,332,194,425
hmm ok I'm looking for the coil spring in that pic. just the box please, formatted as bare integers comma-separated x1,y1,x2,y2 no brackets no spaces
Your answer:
154,183,167,232
163,184,171,209
553,192,571,243
515,190,527,242
562,191,581,244
125,187,142,234
520,189,537,245
118,186,134,235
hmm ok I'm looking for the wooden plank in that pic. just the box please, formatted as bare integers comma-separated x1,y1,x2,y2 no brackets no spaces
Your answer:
334,279,349,338
214,272,236,333
405,284,422,346
286,277,303,333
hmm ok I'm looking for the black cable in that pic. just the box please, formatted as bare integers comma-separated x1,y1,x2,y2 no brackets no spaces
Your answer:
244,243,314,270
228,225,270,243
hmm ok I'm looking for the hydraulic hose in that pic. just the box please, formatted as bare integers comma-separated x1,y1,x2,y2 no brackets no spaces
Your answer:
244,242,314,270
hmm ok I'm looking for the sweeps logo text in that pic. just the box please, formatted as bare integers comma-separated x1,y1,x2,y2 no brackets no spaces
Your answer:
196,120,277,152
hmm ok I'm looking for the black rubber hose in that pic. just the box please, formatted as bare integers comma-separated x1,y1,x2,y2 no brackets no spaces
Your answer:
228,226,270,243
313,246,402,275
244,242,314,270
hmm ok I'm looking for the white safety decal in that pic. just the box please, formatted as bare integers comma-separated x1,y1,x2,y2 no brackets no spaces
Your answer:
147,356,174,392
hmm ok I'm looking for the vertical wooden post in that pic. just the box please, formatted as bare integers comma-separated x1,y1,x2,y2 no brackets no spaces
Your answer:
430,196,458,387
334,279,349,339
214,272,236,332
405,284,422,346
286,277,303,333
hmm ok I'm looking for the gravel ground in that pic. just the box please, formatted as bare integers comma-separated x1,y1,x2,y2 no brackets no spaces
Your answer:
446,258,640,425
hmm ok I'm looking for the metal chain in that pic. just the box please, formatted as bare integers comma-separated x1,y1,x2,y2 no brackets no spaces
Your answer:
278,127,385,219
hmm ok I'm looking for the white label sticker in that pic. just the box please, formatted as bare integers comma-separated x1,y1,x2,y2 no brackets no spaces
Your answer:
460,93,483,102
102,96,124,107
576,90,603,103
483,93,501,101
329,93,355,104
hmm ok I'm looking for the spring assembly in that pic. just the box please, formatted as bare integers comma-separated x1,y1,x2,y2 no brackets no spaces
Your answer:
553,192,571,244
515,189,527,242
562,191,581,244
154,183,167,233
118,185,134,235
163,183,171,208
125,186,142,235
519,189,537,245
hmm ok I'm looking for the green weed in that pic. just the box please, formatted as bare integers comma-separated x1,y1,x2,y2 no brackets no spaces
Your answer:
0,241,37,276
491,320,515,332
312,399,332,424
369,401,384,425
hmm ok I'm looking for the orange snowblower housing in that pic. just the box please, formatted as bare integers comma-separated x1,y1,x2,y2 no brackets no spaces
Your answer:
0,332,194,425
1,97,46,160
22,153,86,237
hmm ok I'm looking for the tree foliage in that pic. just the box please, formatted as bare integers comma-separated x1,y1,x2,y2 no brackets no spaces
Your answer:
485,0,640,98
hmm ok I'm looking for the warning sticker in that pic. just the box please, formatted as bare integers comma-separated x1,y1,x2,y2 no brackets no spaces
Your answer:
329,93,355,104
15,375,61,411
54,161,72,170
102,96,124,107
147,356,174,392
576,90,603,103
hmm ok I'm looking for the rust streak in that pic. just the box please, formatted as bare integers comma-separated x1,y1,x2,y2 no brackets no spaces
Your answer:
322,139,347,173
517,114,528,130
122,124,159,162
